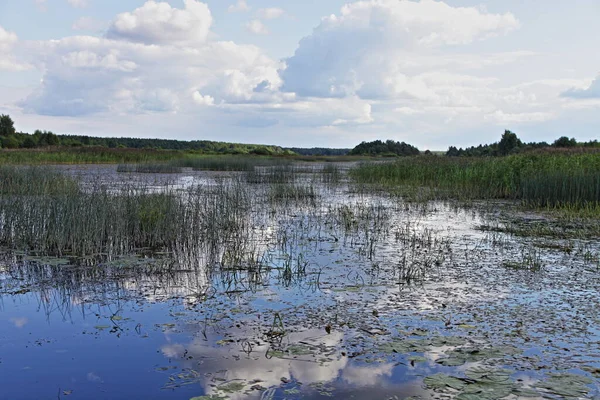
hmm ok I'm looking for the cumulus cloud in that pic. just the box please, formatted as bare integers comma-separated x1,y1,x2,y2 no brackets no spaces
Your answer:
0,26,32,71
19,30,283,116
106,0,213,45
281,0,519,98
193,92,215,106
561,75,600,99
228,0,250,13
245,19,269,35
256,7,284,20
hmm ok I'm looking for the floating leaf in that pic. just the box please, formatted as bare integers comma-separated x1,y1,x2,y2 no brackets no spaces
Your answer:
423,373,466,390
535,372,592,397
511,387,541,397
217,382,246,393
94,325,111,330
465,367,512,384
436,357,466,367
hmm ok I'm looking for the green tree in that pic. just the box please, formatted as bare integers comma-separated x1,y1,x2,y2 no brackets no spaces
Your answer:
22,136,37,148
0,114,16,137
498,130,521,156
552,136,577,147
1,136,19,149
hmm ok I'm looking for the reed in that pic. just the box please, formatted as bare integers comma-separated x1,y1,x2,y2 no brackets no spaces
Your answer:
0,167,255,258
350,153,600,210
117,163,183,173
171,155,290,171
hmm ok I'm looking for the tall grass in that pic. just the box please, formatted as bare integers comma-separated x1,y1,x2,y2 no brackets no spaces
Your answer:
117,163,183,173
350,153,600,209
171,155,290,171
0,147,186,164
0,166,254,257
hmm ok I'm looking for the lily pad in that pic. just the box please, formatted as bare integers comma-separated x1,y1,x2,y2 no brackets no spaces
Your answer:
423,373,466,390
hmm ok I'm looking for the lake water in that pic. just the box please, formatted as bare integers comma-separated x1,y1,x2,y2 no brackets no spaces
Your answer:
1,164,599,399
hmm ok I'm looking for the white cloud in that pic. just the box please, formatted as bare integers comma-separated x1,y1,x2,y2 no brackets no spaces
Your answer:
485,110,555,124
0,26,32,71
67,0,88,8
106,0,213,45
281,0,519,98
193,92,214,106
562,75,600,99
19,31,282,116
72,16,104,31
228,0,250,13
256,7,284,20
245,19,269,35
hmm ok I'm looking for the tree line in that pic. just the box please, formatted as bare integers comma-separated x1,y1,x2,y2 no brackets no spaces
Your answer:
0,114,292,155
446,130,599,157
2,114,597,157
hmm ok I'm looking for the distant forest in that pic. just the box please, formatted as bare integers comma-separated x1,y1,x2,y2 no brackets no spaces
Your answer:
0,114,292,155
446,130,600,157
349,140,421,156
1,114,598,157
286,147,350,156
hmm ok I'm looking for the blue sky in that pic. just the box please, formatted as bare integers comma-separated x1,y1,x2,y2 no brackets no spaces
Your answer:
0,0,599,149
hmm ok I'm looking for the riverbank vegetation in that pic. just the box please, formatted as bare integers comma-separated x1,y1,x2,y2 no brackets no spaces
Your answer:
350,150,600,212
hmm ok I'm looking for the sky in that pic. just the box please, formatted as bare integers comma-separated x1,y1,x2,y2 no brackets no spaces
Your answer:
0,0,599,150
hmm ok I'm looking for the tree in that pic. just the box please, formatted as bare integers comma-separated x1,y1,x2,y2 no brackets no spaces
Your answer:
0,114,16,137
22,136,37,148
552,136,577,147
498,130,521,156
446,146,460,157
1,136,19,149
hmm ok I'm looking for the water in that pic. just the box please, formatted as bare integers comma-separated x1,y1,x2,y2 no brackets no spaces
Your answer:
1,164,599,399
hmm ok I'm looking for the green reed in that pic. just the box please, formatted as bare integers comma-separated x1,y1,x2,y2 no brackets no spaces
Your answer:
0,167,255,258
350,153,600,210
170,155,290,172
117,163,183,173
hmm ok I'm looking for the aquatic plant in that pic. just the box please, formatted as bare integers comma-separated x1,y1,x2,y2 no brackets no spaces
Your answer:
350,153,600,210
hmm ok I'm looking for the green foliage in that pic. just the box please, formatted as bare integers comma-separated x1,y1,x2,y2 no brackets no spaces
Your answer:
0,114,16,137
498,130,522,156
350,152,600,210
552,136,577,147
447,130,596,157
1,135,20,149
286,147,350,156
350,139,420,156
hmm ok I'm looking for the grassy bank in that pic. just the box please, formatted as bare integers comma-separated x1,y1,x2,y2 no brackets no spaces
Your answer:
350,152,600,210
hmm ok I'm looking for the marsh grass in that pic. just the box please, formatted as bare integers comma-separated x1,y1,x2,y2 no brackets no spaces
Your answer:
117,163,183,174
0,167,255,258
350,153,600,211
0,166,78,195
0,147,184,164
268,183,318,207
171,155,290,171
503,247,543,271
